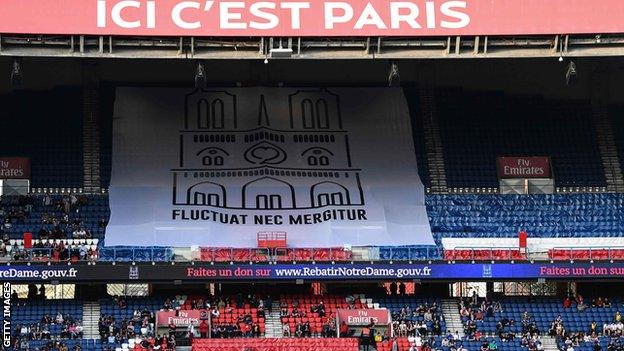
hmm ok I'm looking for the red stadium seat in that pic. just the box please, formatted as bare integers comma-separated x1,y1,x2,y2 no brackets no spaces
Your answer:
199,248,213,262
331,248,352,261
312,248,330,261
192,338,360,351
445,249,526,261
611,249,624,260
232,249,251,262
590,249,609,260
294,248,313,261
213,248,232,262
571,250,590,260
443,250,455,260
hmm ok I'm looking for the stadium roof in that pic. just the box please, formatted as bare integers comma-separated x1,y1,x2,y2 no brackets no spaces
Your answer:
1,34,624,59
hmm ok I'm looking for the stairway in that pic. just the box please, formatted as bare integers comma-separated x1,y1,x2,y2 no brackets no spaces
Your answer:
82,301,101,339
82,85,102,193
440,299,464,337
592,104,624,192
540,336,558,351
264,301,284,338
420,84,448,194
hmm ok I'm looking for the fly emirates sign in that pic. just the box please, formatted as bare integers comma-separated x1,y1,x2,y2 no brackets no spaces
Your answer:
2,0,624,37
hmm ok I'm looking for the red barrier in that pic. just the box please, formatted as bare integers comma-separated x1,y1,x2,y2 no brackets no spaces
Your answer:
548,248,624,261
193,338,359,351
444,249,527,261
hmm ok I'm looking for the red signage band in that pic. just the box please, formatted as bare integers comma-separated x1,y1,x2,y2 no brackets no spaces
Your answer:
0,157,30,179
497,156,551,179
1,0,624,37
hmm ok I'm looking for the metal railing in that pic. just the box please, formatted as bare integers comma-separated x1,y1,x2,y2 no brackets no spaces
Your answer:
98,247,175,262
1,246,175,263
549,247,624,261
9,245,624,264
446,247,528,261
379,246,441,261
3,247,98,263
197,247,354,262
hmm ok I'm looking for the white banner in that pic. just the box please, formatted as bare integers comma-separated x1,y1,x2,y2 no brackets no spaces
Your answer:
105,87,433,247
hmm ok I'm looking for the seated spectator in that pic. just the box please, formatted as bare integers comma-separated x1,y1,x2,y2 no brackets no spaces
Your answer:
589,321,598,334
211,307,220,319
117,297,127,309
480,341,489,351
593,341,601,351
576,294,587,311
55,312,64,324
282,323,291,337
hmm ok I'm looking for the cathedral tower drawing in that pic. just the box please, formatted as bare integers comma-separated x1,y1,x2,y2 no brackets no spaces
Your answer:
171,88,364,210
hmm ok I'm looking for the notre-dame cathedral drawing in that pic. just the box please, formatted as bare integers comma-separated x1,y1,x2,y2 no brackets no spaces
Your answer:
171,88,364,211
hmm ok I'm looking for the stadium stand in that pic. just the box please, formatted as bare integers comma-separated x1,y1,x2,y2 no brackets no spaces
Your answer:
98,297,161,349
427,194,623,239
0,88,84,189
404,85,432,188
279,294,363,335
12,299,90,350
0,194,108,240
1,192,623,263
378,296,446,337
99,86,115,189
14,289,624,351
613,106,624,186
435,89,605,188
192,338,360,351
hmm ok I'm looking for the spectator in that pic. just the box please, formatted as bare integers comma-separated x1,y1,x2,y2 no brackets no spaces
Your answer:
168,321,176,337
589,321,598,334
282,324,291,337
389,282,397,296
199,320,208,338
399,283,406,296
576,295,587,311
340,321,350,337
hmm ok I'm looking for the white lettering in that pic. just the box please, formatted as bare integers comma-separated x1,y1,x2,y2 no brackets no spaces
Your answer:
146,1,156,28
440,1,470,29
97,0,107,28
220,2,247,29
425,1,436,28
111,0,141,29
172,1,201,29
390,2,420,29
250,2,278,30
281,2,310,29
354,2,387,29
324,2,353,29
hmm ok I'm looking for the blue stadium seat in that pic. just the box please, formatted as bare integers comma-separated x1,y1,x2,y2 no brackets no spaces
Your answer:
434,89,605,188
426,193,624,240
